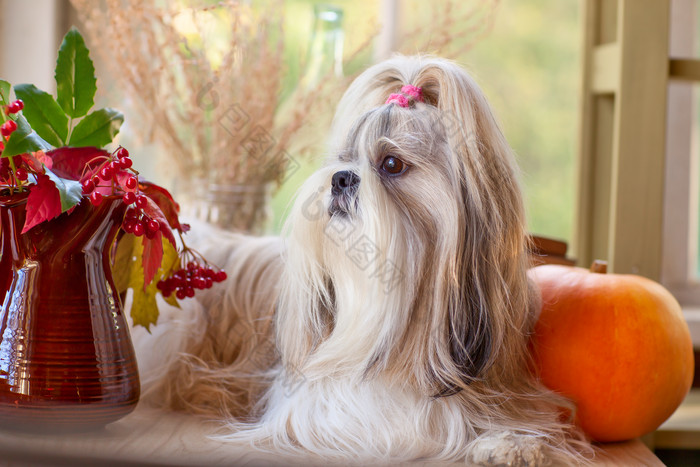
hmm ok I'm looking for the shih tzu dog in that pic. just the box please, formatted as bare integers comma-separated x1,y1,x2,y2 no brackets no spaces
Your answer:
133,56,591,465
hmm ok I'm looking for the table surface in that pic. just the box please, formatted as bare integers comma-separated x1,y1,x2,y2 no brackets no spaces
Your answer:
0,404,663,466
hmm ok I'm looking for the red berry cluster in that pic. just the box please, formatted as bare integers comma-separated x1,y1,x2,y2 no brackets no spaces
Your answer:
1,100,22,140
81,148,133,205
4,99,24,115
80,147,164,238
157,261,227,300
0,153,30,185
0,155,19,181
123,207,161,238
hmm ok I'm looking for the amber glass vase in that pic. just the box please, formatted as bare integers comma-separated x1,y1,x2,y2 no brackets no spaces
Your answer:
0,191,139,431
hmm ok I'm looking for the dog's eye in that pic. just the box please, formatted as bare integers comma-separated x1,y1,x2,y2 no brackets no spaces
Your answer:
380,156,407,176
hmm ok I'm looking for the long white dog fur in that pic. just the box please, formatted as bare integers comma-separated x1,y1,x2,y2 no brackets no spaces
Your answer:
132,55,592,465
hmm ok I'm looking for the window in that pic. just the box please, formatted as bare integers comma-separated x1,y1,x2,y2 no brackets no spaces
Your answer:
664,0,700,316
575,0,700,341
270,0,581,245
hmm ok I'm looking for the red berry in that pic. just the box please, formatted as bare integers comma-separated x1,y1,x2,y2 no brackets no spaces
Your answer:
90,191,103,206
109,161,119,172
185,287,195,298
1,120,17,137
122,219,135,233
147,219,160,234
91,175,100,186
6,100,23,114
203,269,216,279
125,207,139,219
125,176,137,190
135,195,148,209
204,278,213,289
123,192,136,205
119,157,133,169
214,270,227,282
133,221,146,237
0,141,5,153
175,289,187,300
99,166,113,180
82,179,95,194
14,167,28,181
116,147,129,159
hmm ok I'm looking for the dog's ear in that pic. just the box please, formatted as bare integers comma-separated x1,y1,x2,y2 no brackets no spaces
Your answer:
446,244,494,392
410,57,531,396
430,222,496,397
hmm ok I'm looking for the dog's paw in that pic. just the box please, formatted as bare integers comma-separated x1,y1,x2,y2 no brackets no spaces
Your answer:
469,432,545,466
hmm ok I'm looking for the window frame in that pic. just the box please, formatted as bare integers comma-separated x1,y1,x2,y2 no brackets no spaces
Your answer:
662,0,700,314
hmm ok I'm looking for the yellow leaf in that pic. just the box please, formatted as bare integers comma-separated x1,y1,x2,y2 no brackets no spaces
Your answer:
110,233,181,330
131,281,160,331
112,234,136,293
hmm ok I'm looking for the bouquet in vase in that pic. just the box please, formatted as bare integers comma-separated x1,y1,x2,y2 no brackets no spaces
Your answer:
0,28,220,329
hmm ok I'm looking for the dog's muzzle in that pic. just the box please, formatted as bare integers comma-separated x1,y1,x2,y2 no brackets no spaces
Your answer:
329,170,360,217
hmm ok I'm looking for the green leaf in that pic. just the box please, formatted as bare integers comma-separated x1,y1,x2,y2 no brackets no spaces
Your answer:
14,84,68,147
55,28,97,118
43,166,83,212
67,108,123,147
0,80,10,107
2,114,53,158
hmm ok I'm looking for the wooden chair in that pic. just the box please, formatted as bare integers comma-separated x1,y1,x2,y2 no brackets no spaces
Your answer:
528,235,575,267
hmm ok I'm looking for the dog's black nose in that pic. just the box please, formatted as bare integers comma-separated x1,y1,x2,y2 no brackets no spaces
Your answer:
331,170,360,196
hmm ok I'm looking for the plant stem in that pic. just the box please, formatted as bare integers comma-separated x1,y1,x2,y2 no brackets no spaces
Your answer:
66,116,74,144
590,260,608,274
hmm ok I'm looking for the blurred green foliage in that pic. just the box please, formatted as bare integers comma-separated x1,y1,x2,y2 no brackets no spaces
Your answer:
271,0,580,244
463,0,580,243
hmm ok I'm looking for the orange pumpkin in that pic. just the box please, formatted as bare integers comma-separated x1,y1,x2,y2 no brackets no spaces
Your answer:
529,261,694,442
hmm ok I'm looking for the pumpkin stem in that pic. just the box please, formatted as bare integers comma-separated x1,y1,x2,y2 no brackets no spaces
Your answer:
590,260,608,274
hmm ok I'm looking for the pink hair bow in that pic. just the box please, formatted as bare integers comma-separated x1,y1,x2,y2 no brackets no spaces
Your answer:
400,85,423,102
385,84,424,108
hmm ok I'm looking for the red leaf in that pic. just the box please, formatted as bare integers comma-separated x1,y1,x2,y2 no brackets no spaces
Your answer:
141,232,163,288
115,170,134,192
44,146,110,181
142,197,176,247
22,151,50,173
22,174,63,233
138,180,184,231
